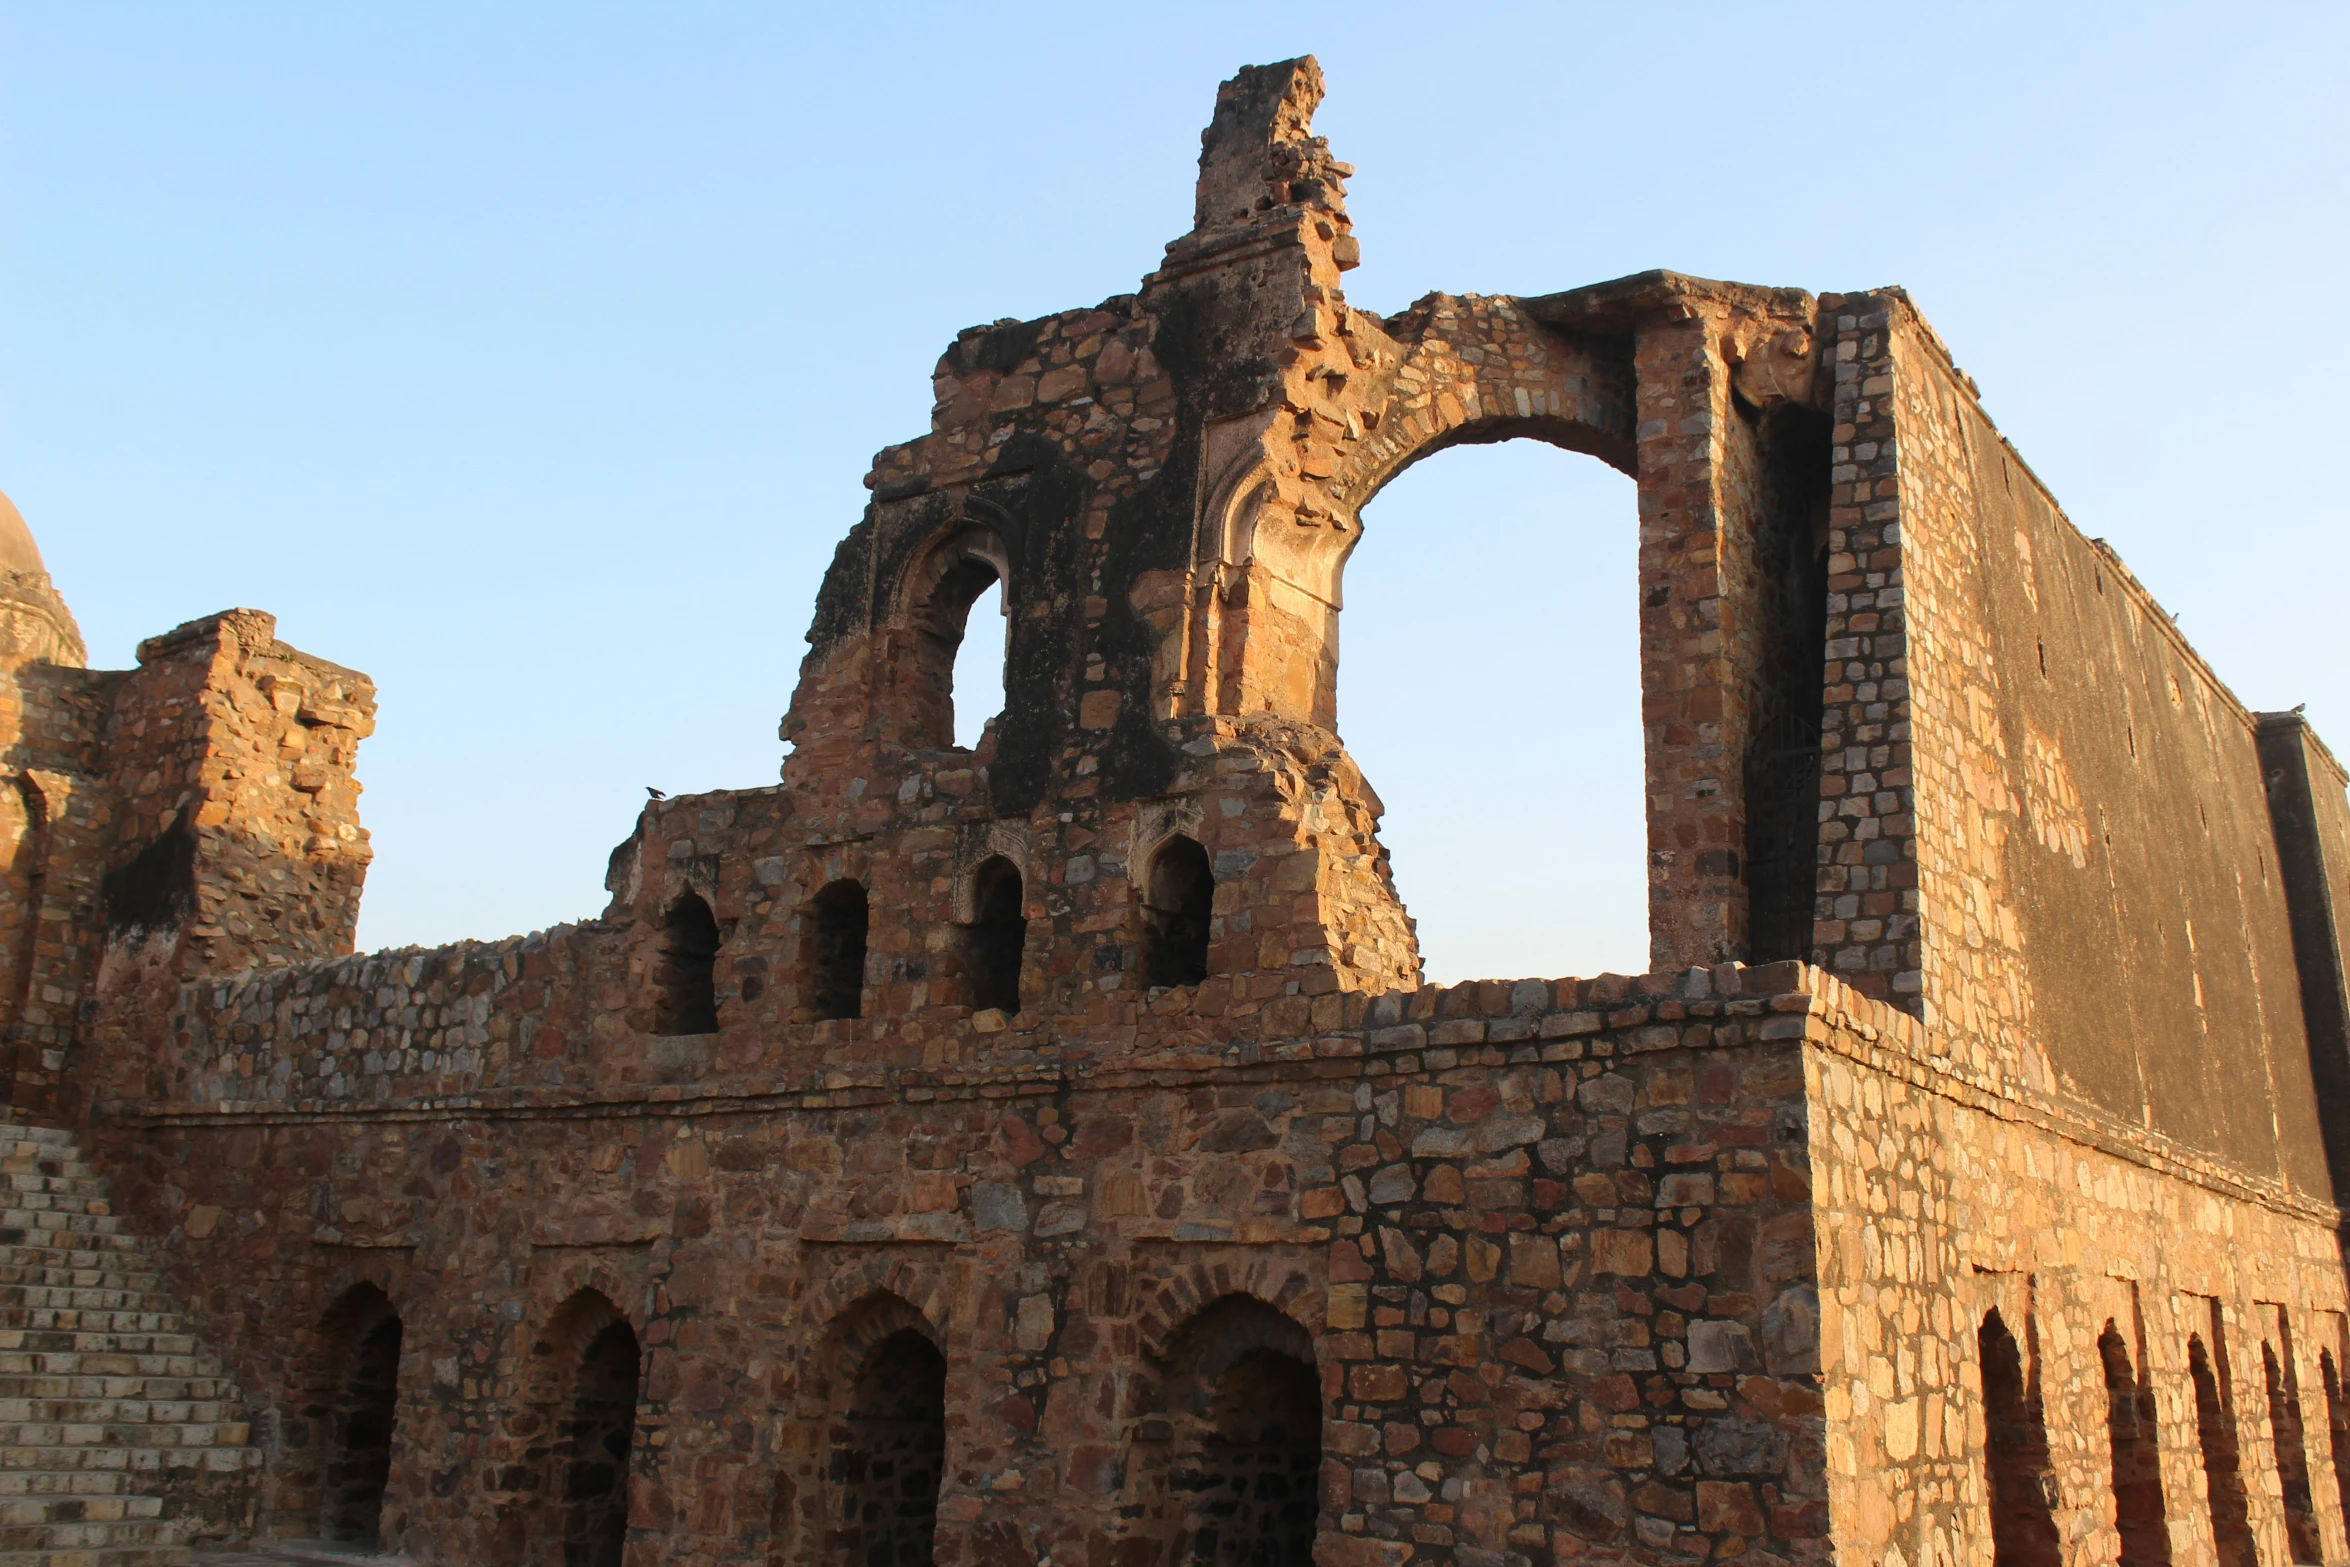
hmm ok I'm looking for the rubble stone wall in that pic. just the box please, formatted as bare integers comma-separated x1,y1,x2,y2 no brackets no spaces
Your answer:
94,962,1837,1567
1810,1011,2350,1567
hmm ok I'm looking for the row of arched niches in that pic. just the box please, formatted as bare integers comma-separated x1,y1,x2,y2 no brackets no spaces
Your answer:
306,1283,2350,1565
646,833,1215,1029
305,1280,1318,1564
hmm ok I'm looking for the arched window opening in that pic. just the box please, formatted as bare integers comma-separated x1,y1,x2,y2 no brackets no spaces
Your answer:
2188,1333,2257,1567
2098,1321,2170,1567
559,1318,642,1567
2264,1342,2322,1563
1341,443,1645,980
805,880,868,1022
905,526,1010,750
1161,1297,1321,1567
951,576,1007,749
826,1328,947,1567
1141,835,1213,988
318,1289,403,1545
964,856,1025,1015
652,891,721,1035
2319,1350,2350,1536
1979,1309,2060,1567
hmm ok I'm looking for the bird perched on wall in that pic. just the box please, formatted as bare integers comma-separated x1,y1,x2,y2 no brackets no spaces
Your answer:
646,786,666,800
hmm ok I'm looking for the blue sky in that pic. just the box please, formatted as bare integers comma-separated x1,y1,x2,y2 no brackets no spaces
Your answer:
3,3,2343,980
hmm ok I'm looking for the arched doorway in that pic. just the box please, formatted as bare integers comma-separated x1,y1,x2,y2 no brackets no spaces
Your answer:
536,1293,641,1567
1155,1295,1321,1567
316,1284,404,1544
826,1327,948,1567
1341,440,1644,980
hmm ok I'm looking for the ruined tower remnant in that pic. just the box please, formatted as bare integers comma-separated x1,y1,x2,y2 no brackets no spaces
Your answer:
1,55,2347,1567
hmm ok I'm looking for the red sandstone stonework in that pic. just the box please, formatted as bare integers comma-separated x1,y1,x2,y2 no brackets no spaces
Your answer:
3,53,2349,1567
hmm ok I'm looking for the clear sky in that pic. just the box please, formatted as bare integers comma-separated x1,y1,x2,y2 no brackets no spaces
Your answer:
4,2,2343,982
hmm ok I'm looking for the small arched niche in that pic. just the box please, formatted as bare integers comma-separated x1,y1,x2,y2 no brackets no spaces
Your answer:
1140,835,1213,988
2263,1340,2323,1564
2096,1320,2168,1567
801,879,868,1022
2189,1332,2257,1567
900,524,1011,750
651,891,721,1036
962,856,1025,1015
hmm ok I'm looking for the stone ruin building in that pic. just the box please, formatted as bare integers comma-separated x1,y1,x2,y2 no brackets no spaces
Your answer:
0,52,2347,1567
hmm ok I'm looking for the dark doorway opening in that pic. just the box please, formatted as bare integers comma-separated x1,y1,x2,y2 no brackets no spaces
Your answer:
2097,1321,2169,1567
320,1297,403,1544
560,1319,641,1567
828,1328,947,1567
1979,1309,2061,1567
653,891,721,1035
806,880,869,1021
1141,836,1213,988
965,857,1025,1015
1176,1347,1320,1566
2264,1341,2322,1563
2189,1333,2257,1567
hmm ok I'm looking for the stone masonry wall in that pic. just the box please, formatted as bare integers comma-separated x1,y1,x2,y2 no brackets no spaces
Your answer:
92,961,1838,1567
1840,299,2330,1193
1810,1007,2350,1567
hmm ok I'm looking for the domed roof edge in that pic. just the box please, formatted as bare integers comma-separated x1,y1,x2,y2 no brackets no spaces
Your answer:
0,490,47,578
